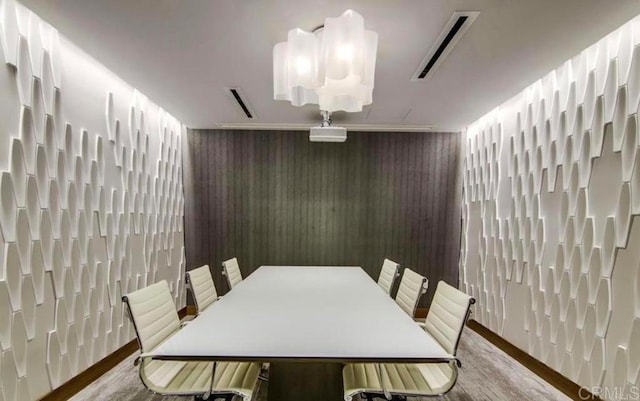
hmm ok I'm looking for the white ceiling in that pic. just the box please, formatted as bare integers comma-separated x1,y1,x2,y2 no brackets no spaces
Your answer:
21,0,640,132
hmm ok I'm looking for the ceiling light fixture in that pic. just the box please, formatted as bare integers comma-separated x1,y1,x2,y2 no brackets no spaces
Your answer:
273,10,378,115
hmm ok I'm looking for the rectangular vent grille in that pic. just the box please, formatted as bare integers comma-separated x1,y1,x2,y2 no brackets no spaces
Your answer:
412,11,479,81
226,87,255,119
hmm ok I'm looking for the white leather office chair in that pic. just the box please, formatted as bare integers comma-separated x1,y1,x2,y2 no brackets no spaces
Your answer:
186,265,219,314
122,281,260,400
377,258,400,295
394,268,428,317
343,281,475,401
221,257,243,290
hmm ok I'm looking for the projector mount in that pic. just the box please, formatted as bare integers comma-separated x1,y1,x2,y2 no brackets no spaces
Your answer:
320,110,332,127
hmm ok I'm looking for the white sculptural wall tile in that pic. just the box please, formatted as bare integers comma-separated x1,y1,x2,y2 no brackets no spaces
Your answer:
30,241,44,305
462,14,640,399
10,138,28,206
0,172,17,242
0,282,11,349
0,1,186,399
16,36,31,107
621,115,638,182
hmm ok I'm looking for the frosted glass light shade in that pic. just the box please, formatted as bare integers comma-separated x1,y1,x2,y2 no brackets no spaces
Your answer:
273,9,377,112
287,29,317,89
273,29,319,107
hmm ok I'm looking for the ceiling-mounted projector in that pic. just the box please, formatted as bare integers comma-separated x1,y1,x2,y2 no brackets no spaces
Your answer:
310,111,347,142
310,125,347,142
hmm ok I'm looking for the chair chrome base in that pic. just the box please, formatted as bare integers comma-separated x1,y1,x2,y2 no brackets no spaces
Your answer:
194,395,234,401
258,362,270,382
362,394,407,401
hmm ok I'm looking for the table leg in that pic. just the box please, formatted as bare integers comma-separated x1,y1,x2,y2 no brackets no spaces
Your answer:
267,362,344,401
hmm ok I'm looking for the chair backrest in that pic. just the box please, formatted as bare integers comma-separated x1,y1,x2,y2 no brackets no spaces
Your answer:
423,281,475,355
122,280,181,353
395,268,428,317
221,257,243,290
377,258,400,295
186,265,218,313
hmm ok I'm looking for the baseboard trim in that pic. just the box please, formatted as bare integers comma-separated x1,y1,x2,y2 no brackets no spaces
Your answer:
39,339,139,401
415,307,428,319
39,306,190,401
467,320,601,401
186,305,198,316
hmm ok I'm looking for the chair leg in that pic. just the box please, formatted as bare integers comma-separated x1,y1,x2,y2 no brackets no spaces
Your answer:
194,394,235,401
258,362,269,382
362,394,392,401
361,393,406,401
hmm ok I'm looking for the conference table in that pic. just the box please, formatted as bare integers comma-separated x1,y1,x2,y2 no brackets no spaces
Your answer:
149,266,454,401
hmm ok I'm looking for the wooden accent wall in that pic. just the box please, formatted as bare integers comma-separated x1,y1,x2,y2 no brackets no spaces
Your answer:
183,129,461,305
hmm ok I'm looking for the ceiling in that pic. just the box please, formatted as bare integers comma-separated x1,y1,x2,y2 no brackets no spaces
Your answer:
21,0,640,132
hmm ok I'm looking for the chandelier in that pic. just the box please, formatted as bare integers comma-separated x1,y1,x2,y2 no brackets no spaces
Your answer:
273,10,378,113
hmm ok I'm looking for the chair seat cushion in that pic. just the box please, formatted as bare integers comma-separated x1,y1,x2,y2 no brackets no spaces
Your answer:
143,359,261,397
343,362,455,400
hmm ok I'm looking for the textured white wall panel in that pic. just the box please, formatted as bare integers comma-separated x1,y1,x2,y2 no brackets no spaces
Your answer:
0,0,186,399
462,14,640,399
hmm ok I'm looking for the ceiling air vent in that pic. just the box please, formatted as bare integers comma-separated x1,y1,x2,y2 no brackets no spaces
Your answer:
226,87,256,119
411,11,479,81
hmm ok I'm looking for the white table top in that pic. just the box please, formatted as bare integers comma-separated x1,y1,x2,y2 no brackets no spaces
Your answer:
149,266,453,363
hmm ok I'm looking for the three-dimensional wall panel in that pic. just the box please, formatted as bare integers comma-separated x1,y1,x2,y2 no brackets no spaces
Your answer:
462,14,640,399
0,1,186,399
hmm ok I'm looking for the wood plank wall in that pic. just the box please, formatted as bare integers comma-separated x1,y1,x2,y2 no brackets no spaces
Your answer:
183,129,462,306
